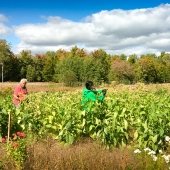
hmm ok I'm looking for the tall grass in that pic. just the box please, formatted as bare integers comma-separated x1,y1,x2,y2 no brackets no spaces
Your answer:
1,137,169,170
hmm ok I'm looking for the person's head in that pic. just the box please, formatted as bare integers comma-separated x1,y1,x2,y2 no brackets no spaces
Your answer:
85,80,94,90
20,78,27,88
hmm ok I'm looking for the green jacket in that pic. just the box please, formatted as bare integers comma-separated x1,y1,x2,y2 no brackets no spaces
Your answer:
81,88,105,109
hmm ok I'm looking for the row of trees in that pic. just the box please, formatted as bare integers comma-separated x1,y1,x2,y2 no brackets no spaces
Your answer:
0,40,170,85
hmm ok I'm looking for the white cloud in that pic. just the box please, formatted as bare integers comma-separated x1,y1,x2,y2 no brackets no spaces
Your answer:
14,4,170,55
0,14,10,35
0,14,8,22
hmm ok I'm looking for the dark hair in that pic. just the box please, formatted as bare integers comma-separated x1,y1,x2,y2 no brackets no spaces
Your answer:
85,80,94,90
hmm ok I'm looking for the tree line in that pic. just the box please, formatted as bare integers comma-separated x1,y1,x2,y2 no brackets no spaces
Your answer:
0,39,170,85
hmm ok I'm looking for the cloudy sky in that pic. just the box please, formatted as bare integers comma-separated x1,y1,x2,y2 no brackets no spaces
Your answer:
0,0,170,55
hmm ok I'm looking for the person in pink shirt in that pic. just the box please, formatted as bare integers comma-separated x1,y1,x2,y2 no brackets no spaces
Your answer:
13,79,28,107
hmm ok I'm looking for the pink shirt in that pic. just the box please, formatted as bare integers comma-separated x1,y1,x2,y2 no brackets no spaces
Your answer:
13,84,28,106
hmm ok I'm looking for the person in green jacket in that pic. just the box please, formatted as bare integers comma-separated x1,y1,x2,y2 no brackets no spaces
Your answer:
81,80,107,110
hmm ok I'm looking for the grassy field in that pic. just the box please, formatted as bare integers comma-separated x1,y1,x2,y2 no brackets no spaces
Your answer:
0,82,82,92
1,82,170,93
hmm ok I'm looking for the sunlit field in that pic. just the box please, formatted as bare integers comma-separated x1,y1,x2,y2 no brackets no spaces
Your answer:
0,82,170,170
1,82,170,92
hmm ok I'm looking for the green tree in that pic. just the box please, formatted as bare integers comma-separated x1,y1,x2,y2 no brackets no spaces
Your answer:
82,56,100,83
158,52,170,82
26,65,36,82
128,54,138,64
120,54,127,60
69,46,87,58
18,50,33,79
136,56,159,83
56,54,84,86
90,49,111,83
33,54,45,81
0,39,18,81
42,51,58,81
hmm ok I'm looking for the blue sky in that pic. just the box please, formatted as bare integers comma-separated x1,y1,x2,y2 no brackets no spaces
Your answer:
1,0,170,55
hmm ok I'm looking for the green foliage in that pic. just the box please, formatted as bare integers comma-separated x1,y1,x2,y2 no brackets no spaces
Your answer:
18,50,33,80
7,135,27,170
0,40,18,81
136,53,170,83
42,51,58,81
1,39,170,84
91,49,111,83
128,54,138,64
33,54,45,81
56,54,85,86
26,65,36,82
1,90,169,152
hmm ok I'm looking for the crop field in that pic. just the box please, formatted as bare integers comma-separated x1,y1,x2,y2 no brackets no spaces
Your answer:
0,82,170,170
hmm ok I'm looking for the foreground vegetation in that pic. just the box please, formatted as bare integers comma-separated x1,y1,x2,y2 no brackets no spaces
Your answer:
0,137,169,170
0,83,170,169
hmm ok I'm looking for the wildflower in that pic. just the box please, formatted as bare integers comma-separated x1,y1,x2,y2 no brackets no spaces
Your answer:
148,150,156,155
165,136,170,142
12,142,19,149
19,132,26,138
16,131,26,138
16,131,21,136
162,155,170,164
0,137,6,143
2,138,6,143
159,150,163,154
134,149,141,154
152,155,158,161
144,147,151,152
